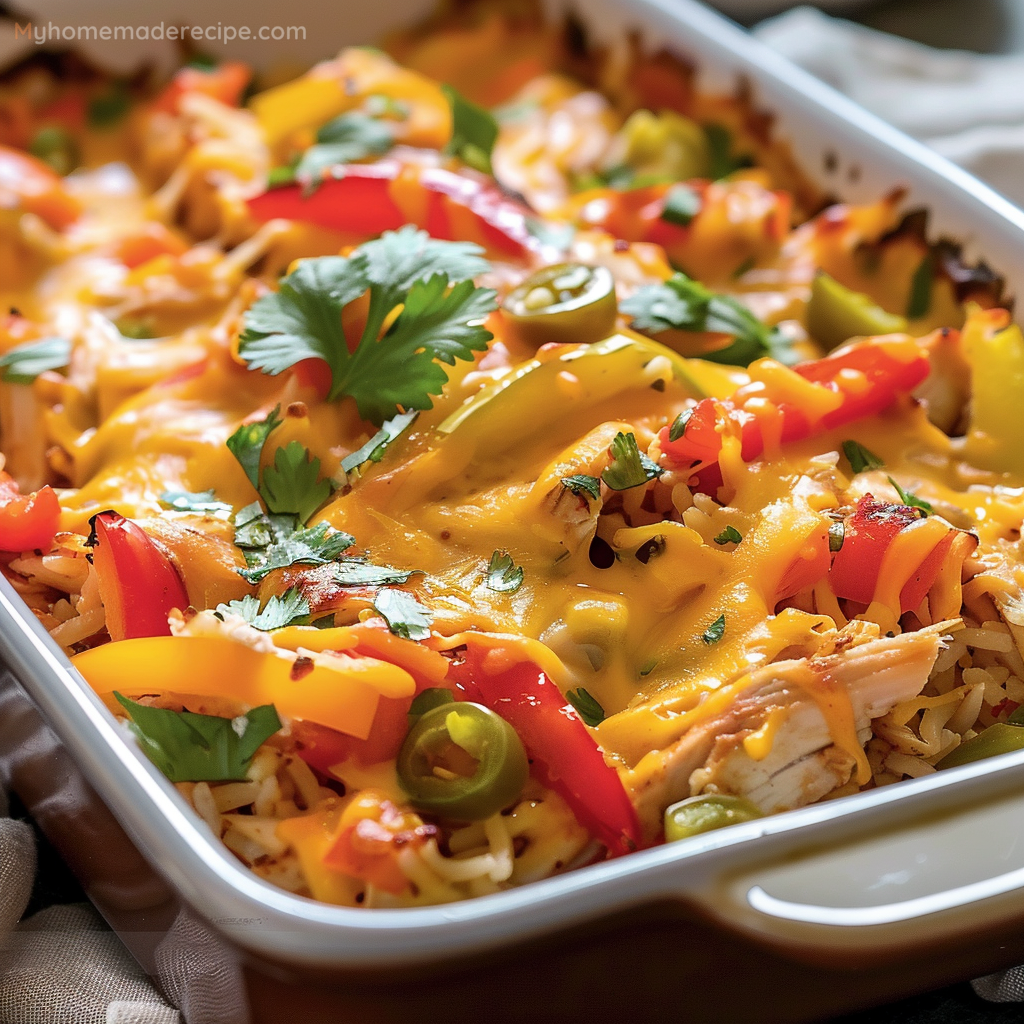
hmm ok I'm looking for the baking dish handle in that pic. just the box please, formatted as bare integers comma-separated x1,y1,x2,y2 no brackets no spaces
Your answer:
684,781,1024,962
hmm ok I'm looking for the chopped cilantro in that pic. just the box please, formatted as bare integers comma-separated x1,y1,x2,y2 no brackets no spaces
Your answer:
442,84,499,174
341,411,418,475
0,336,70,384
524,217,576,251
621,272,796,366
115,693,282,783
294,112,394,193
232,502,354,584
714,525,742,545
239,228,496,426
561,474,602,501
906,252,934,320
660,184,702,227
260,441,332,522
601,431,663,491
702,613,726,645
158,490,233,517
566,687,605,727
842,440,884,475
668,409,693,443
372,588,432,641
486,550,524,593
216,587,310,631
331,560,417,587
888,476,933,516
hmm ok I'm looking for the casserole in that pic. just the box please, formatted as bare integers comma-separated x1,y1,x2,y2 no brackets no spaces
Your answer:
3,0,1024,1018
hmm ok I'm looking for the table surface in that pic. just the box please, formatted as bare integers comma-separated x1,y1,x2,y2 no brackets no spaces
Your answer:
19,2,1024,1021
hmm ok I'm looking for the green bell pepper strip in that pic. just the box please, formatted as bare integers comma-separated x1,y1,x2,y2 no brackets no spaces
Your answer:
805,272,908,352
396,701,529,820
664,794,763,842
936,707,1024,769
503,263,618,348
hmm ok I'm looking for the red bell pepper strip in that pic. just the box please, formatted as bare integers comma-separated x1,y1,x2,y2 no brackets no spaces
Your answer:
827,495,973,614
293,695,414,774
88,511,189,642
247,158,534,260
0,472,60,552
660,338,931,471
0,146,81,230
448,649,642,856
152,62,252,115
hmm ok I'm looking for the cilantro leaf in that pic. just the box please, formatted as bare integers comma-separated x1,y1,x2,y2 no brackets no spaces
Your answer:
668,409,692,443
88,85,130,129
714,525,742,545
331,560,417,587
621,272,796,366
372,588,432,641
442,84,499,174
486,550,524,593
260,441,331,522
888,476,933,516
0,336,71,384
566,687,605,727
115,693,282,783
702,613,726,645
158,490,233,517
233,503,355,584
340,274,494,425
341,411,418,475
661,184,702,227
239,229,495,426
294,112,395,193
525,217,575,251
561,475,601,501
842,440,884,475
226,405,283,491
217,587,310,631
602,432,663,491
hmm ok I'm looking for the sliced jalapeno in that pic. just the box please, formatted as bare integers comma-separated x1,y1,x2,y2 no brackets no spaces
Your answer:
503,263,617,347
806,272,907,351
664,793,763,842
397,701,529,820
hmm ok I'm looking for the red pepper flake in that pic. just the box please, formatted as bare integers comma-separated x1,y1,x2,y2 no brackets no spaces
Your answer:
290,655,315,681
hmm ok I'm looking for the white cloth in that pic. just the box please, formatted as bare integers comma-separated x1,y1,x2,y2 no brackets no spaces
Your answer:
0,810,180,1024
754,5,1024,208
756,7,1024,1002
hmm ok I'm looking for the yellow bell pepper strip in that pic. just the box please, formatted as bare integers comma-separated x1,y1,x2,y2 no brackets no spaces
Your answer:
961,305,1024,476
805,272,908,351
72,634,417,740
276,803,364,905
437,331,704,460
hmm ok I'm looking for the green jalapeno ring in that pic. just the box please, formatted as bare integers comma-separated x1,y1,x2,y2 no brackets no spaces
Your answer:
503,263,618,348
663,793,763,843
397,701,529,821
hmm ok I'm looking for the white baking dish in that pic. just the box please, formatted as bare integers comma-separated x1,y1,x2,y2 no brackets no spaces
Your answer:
3,0,1024,1017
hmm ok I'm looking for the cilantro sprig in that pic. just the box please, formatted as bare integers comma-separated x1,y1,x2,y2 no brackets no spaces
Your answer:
567,687,605,727
714,525,742,545
239,228,496,426
702,614,726,645
372,588,432,641
294,112,395,193
842,440,884,475
602,432,663,491
158,490,233,517
888,476,934,516
115,693,282,783
341,411,418,476
561,475,601,501
621,272,795,366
